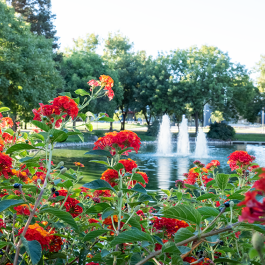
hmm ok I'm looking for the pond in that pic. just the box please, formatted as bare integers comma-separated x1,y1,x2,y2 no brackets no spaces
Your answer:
52,143,265,191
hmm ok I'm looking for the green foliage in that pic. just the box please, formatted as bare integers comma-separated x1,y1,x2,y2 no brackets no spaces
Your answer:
0,1,63,122
147,120,160,136
207,122,236,140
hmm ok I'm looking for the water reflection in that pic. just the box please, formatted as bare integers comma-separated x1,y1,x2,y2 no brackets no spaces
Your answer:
52,143,265,191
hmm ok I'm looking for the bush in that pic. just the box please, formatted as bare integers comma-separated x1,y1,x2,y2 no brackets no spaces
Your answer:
146,120,160,136
207,122,235,140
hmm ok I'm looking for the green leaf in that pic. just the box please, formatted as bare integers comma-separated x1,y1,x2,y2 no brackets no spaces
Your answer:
163,205,201,226
83,179,116,192
197,193,218,201
0,241,12,249
249,248,259,259
198,207,219,218
138,194,153,202
172,254,183,265
131,253,142,265
184,184,198,189
131,173,146,184
40,208,78,231
98,117,115,122
122,214,141,230
113,163,124,171
59,92,72,97
118,147,135,155
79,248,89,265
31,120,50,132
162,241,179,253
174,227,194,243
131,183,147,194
161,189,170,196
75,89,90,96
85,123,93,131
214,258,240,264
206,180,216,188
0,107,10,112
86,111,95,118
177,246,191,254
110,229,153,246
240,223,265,234
6,143,39,154
0,199,24,212
31,134,44,141
78,113,86,121
61,172,77,180
85,149,112,157
90,160,109,166
46,252,67,260
4,128,14,136
73,97,80,104
49,129,68,143
228,193,245,200
215,173,230,190
102,207,117,219
83,229,109,242
86,203,111,214
21,237,42,265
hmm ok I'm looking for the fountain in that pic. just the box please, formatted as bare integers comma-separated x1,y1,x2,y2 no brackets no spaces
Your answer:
177,115,190,156
194,129,208,157
157,114,172,155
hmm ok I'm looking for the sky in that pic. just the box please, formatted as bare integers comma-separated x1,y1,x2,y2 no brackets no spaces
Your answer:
52,0,265,77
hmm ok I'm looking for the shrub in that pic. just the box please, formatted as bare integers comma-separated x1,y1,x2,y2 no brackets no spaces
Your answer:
146,120,160,136
207,122,236,140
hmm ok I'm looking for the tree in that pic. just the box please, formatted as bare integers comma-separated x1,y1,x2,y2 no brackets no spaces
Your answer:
0,1,63,127
133,53,172,125
60,50,123,126
8,0,59,49
103,32,139,130
169,46,254,133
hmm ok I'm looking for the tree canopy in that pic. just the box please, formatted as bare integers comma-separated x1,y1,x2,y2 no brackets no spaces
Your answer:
0,1,63,123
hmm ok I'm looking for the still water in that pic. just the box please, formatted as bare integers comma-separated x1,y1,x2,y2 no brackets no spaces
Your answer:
52,143,265,191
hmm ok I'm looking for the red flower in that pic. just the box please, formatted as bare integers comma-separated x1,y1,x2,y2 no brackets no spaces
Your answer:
136,210,145,217
49,231,63,252
93,190,111,197
51,96,79,119
18,223,51,250
154,239,168,251
0,218,6,229
238,191,265,223
93,130,141,155
74,162,84,167
101,169,119,187
0,117,13,128
86,263,99,265
0,153,15,179
227,151,255,171
151,217,189,238
206,160,220,170
119,158,138,173
14,204,32,216
88,218,99,224
88,79,100,88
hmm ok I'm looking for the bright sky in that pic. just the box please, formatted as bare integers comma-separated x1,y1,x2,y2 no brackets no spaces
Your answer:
52,0,265,76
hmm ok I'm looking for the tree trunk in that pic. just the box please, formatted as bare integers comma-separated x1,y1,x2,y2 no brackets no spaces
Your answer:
195,111,199,135
143,112,150,126
109,122,113,131
73,120,76,130
121,111,127,131
24,123,27,130
11,115,17,132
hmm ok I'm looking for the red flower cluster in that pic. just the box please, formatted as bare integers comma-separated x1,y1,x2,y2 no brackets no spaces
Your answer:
49,231,63,252
74,162,84,167
14,204,32,216
54,189,83,218
119,158,138,173
33,96,78,128
0,117,13,128
93,190,111,197
151,217,189,238
101,169,119,187
184,166,212,186
227,151,255,171
93,130,141,155
18,223,51,250
0,218,6,229
206,160,220,171
0,153,15,179
99,75,114,100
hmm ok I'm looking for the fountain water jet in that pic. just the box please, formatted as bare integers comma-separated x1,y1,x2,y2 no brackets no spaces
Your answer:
177,115,190,156
194,129,208,157
157,114,172,155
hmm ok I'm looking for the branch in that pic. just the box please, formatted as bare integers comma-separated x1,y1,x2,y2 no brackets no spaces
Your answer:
181,239,205,259
135,222,241,265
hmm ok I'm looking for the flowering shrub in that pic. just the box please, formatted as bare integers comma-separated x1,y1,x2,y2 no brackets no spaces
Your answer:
0,78,265,265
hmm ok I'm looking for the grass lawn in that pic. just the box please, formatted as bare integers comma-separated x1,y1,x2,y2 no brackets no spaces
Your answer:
234,134,265,142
